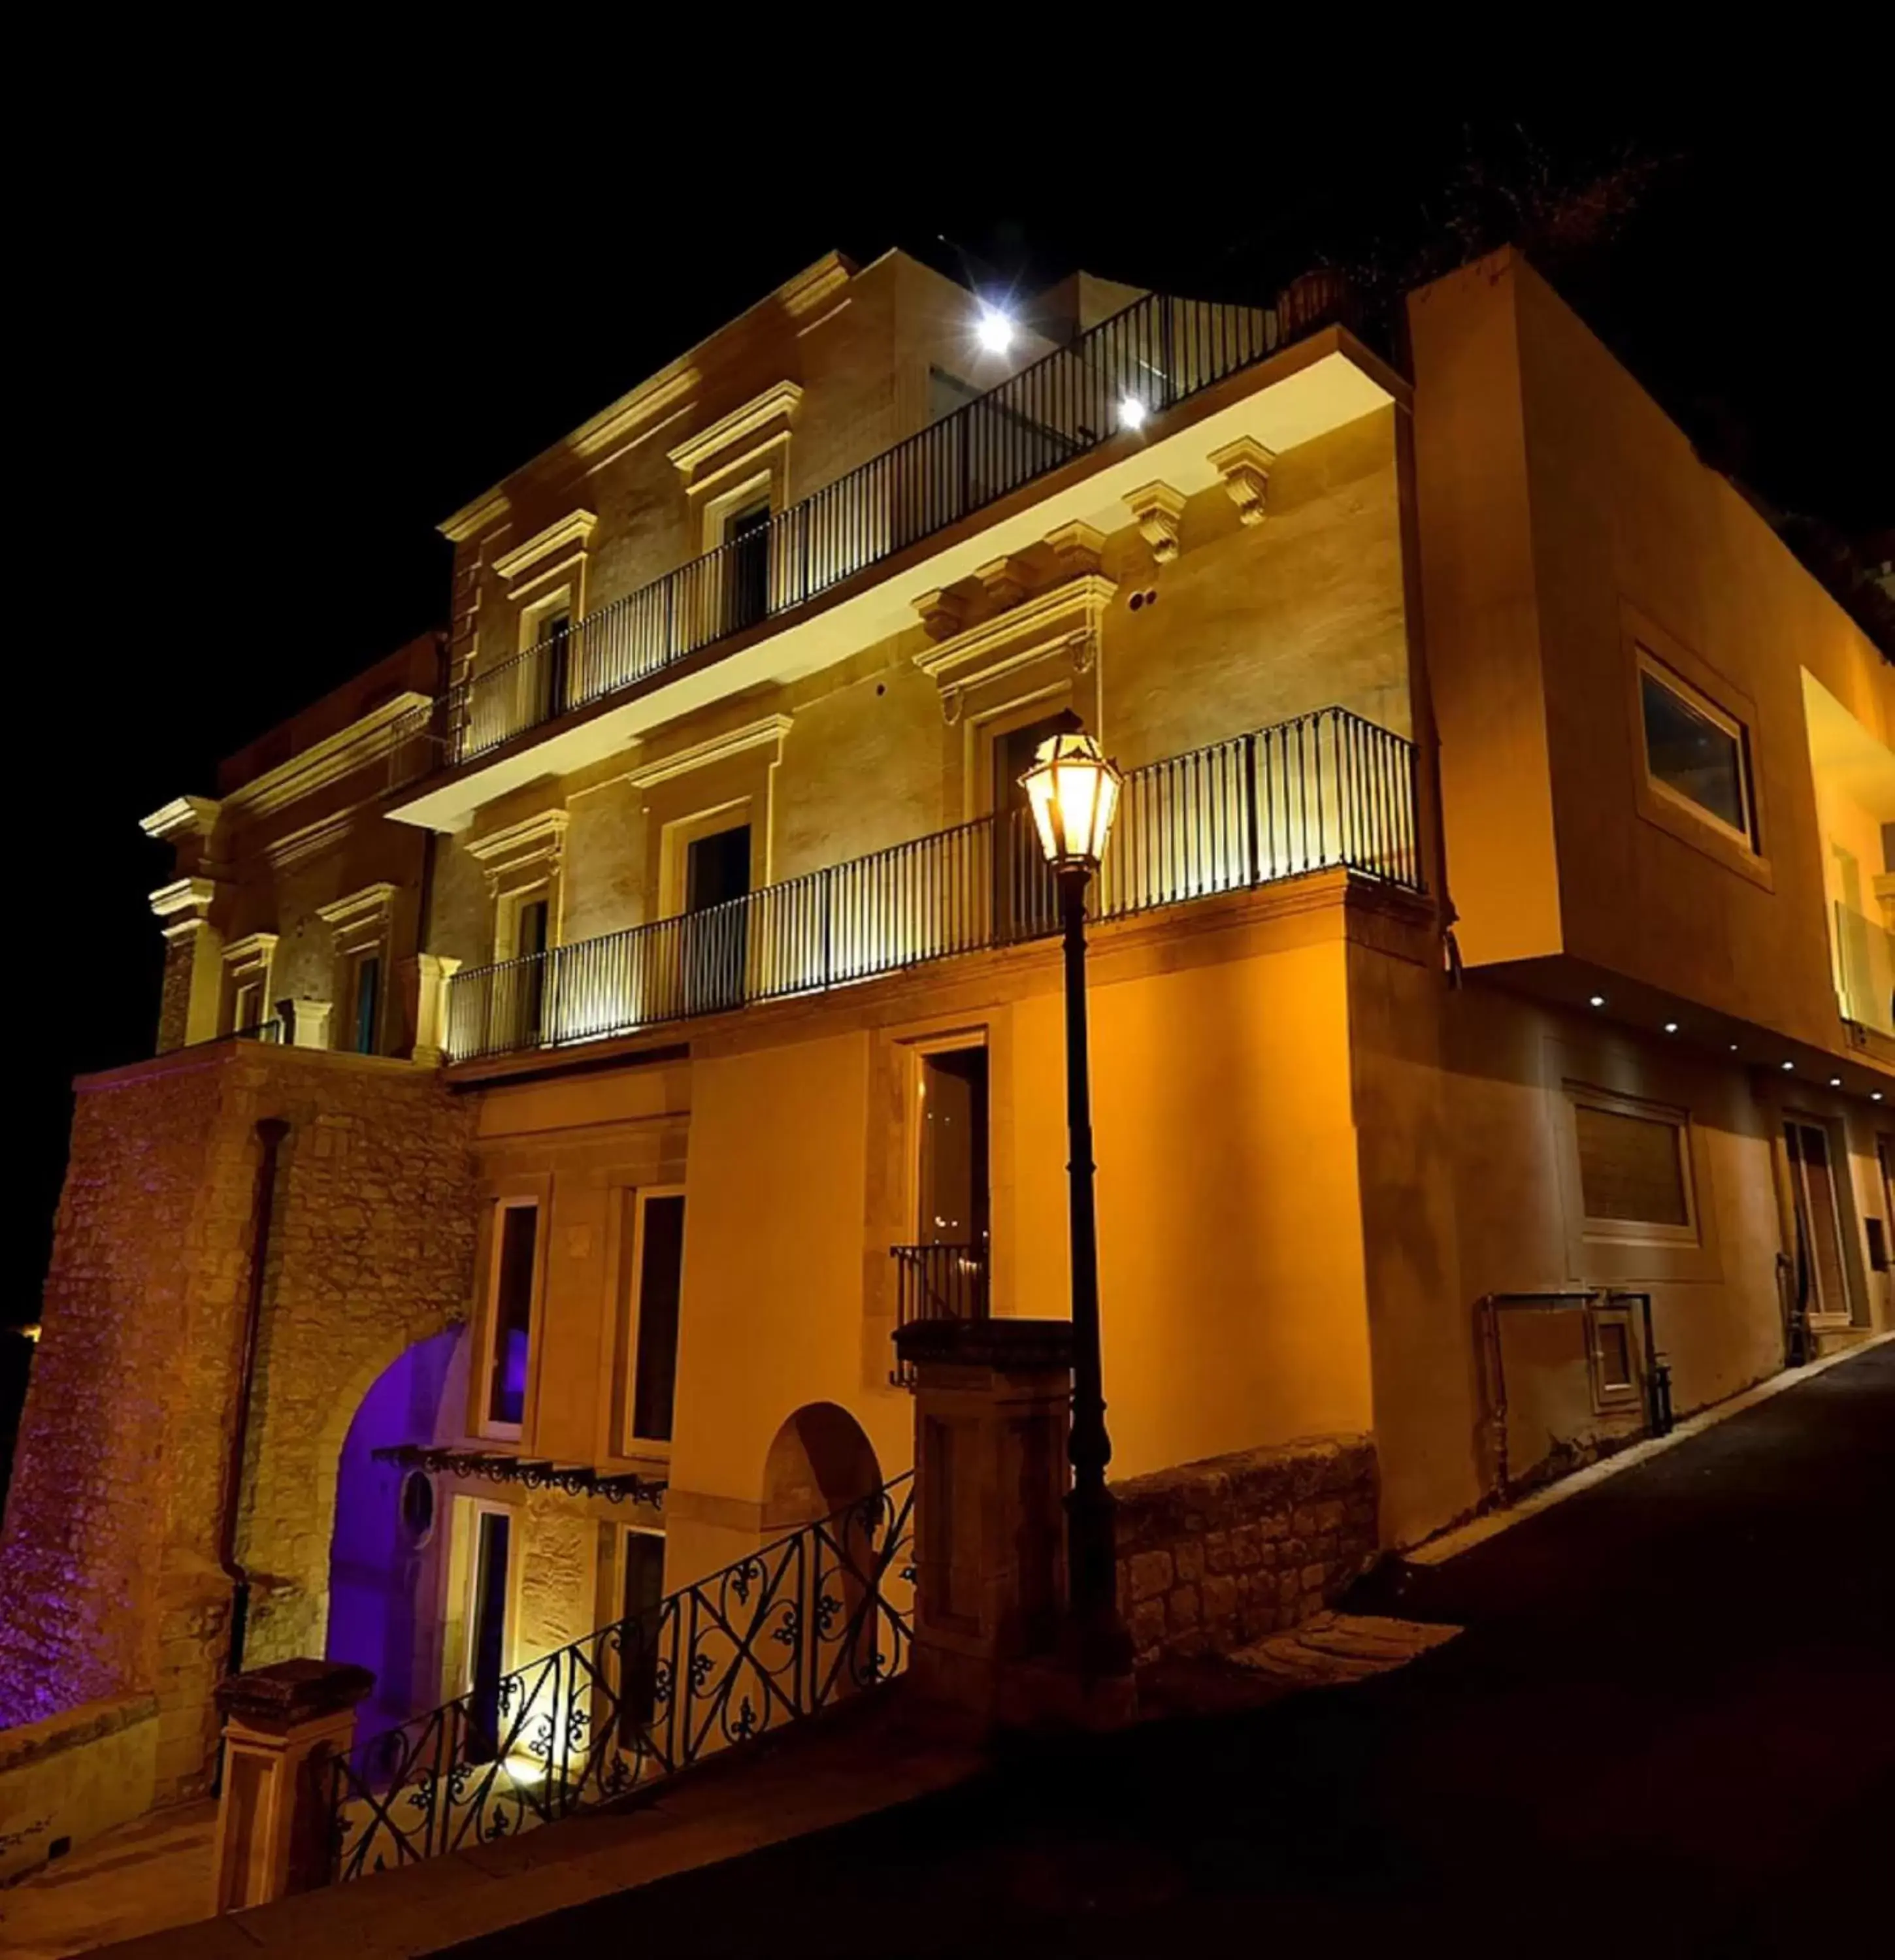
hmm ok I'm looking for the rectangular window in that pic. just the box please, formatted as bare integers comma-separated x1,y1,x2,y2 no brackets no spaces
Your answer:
1638,655,1756,849
465,1508,512,1763
1586,1304,1641,1414
1568,1089,1696,1249
625,1191,685,1447
352,952,382,1056
616,1529,666,1744
485,1202,539,1433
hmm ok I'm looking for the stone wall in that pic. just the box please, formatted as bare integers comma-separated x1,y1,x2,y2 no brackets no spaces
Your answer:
1112,1437,1379,1667
0,1041,477,1806
0,1693,159,1881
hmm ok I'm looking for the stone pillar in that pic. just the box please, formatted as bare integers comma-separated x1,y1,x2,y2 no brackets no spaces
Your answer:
210,1659,372,1913
149,879,224,1053
408,953,463,1065
893,1316,1073,1722
280,998,333,1050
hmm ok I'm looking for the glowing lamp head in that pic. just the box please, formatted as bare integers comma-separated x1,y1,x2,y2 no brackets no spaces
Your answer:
976,304,1015,355
1022,729,1123,874
1117,394,1147,431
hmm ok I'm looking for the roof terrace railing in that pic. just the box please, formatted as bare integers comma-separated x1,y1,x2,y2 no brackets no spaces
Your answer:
447,286,1336,765
444,705,1421,1066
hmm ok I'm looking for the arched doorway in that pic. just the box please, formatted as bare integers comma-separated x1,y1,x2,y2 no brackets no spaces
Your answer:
325,1330,461,1752
760,1403,887,1704
761,1401,882,1533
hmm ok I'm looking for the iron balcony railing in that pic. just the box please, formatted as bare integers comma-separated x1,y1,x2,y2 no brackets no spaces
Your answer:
446,706,1422,1066
448,287,1338,764
329,1474,914,1881
888,1243,991,1386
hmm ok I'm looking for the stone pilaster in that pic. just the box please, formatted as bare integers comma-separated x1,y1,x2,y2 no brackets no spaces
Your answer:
148,878,223,1053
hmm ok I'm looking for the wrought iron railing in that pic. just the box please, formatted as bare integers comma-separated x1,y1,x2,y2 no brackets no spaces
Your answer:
445,706,1421,1065
446,287,1328,764
329,1473,914,1882
889,1243,991,1387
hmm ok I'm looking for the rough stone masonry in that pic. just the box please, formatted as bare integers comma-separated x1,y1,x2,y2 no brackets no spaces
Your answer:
0,1041,476,1803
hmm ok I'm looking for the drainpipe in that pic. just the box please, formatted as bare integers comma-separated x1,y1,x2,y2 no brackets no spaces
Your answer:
219,1117,290,1684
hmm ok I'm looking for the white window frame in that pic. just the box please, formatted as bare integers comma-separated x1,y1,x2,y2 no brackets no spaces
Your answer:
477,1196,544,1444
618,1185,687,1458
1636,649,1759,855
1585,1303,1642,1415
1566,1084,1700,1249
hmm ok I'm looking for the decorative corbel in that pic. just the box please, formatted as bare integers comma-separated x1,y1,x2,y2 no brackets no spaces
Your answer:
1124,482,1187,564
911,587,970,645
1043,521,1107,581
972,555,1030,612
1208,436,1277,525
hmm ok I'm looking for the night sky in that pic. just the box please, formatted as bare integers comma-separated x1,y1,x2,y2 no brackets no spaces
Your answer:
5,95,1888,1483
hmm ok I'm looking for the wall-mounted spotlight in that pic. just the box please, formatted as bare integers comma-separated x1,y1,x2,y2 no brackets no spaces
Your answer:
976,305,1015,355
1117,395,1147,431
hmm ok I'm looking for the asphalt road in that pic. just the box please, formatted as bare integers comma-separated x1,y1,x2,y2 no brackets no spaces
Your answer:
446,1343,1894,1957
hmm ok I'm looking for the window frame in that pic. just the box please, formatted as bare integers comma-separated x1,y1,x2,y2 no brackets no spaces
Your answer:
1585,1302,1643,1416
1565,1083,1700,1250
1636,649,1758,854
475,1192,547,1444
616,1184,687,1458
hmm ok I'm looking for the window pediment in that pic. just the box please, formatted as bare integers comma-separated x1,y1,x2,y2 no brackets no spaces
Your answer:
912,574,1116,726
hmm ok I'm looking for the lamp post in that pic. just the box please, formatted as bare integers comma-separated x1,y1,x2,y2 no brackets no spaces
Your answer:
1021,729,1134,1681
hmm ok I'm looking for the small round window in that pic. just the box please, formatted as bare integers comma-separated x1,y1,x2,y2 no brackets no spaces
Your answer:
399,1470,435,1544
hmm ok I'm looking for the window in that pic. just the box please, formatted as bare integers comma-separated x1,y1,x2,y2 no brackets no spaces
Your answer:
464,1507,512,1763
483,1201,540,1435
1568,1089,1696,1245
616,1529,666,1743
233,981,263,1034
722,498,772,634
1638,655,1756,849
622,1190,685,1449
680,823,751,1017
1586,1303,1641,1414
351,952,382,1056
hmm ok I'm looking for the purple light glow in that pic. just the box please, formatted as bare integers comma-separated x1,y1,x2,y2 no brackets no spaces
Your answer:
325,1330,460,1756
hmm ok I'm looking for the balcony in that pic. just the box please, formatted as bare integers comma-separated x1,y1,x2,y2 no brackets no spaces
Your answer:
889,1243,991,1388
1834,899,1895,1037
393,287,1401,833
444,706,1422,1067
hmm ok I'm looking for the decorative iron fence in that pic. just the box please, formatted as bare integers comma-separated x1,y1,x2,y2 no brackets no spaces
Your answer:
329,1473,914,1882
445,706,1421,1066
447,287,1315,763
888,1244,991,1386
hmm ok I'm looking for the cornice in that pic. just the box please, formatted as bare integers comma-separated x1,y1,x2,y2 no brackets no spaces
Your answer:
140,795,221,843
779,252,855,319
492,511,599,584
222,931,279,970
912,574,1117,691
223,693,433,823
572,368,700,463
620,714,793,792
466,808,570,867
315,882,399,931
148,877,219,923
668,382,803,485
438,490,512,545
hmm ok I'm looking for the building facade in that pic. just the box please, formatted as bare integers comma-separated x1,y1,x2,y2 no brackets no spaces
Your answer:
3,246,1890,1861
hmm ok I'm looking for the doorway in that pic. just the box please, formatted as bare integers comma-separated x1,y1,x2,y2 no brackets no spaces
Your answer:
1783,1118,1860,1327
904,1044,991,1328
465,1509,512,1763
723,500,772,636
992,710,1072,941
682,823,751,1015
616,1531,666,1746
512,896,550,1048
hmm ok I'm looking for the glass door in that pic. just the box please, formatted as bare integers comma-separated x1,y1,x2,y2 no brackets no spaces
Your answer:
1783,1119,1854,1324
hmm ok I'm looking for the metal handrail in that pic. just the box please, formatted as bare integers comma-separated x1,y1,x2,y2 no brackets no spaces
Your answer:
888,1244,990,1387
445,285,1343,763
328,1473,914,1881
444,706,1423,1066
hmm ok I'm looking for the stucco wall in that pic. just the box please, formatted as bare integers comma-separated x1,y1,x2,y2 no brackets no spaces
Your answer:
0,1045,476,1804
1410,250,1891,1063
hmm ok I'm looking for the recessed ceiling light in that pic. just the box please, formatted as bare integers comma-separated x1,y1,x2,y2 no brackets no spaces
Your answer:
1589,995,1606,1009
1874,1092,1884,1102
975,305,1015,354
1781,1062,1794,1071
1729,1043,1739,1053
1664,1021,1679,1034
1829,1077,1842,1088
1117,395,1147,431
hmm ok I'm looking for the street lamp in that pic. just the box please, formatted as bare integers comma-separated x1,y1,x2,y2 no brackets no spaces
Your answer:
1021,728,1134,1681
